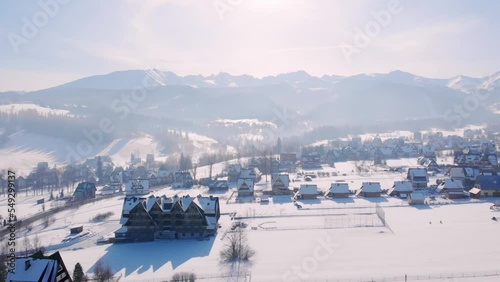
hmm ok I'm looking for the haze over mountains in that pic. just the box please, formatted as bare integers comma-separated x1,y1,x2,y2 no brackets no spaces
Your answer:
1,69,496,126
1,69,499,171
0,69,499,134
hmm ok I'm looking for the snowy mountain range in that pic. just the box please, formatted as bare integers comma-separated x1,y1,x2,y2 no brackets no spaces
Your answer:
50,69,500,93
1,69,498,127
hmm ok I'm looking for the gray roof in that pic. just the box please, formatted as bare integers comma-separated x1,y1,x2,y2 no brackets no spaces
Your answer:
299,184,318,195
359,182,382,193
329,183,350,194
391,181,414,192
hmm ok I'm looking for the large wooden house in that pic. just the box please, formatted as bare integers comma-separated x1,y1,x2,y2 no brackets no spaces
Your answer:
115,194,220,241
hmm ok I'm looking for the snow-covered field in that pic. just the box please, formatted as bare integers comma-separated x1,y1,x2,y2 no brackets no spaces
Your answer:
4,162,500,282
187,132,237,163
0,131,235,175
0,133,166,174
0,103,70,116
51,195,500,282
307,126,488,147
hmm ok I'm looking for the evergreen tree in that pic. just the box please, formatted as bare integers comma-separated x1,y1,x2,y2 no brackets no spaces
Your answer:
73,263,84,282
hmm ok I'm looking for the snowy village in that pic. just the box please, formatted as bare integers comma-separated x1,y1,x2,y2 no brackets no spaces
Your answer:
2,1,500,281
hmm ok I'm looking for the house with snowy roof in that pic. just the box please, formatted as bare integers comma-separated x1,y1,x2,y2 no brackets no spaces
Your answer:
423,159,439,171
388,181,414,198
408,192,425,205
115,194,220,241
435,179,465,199
356,182,382,197
407,168,429,188
174,171,194,188
6,251,72,282
237,178,254,197
208,180,229,192
271,173,292,195
326,183,351,198
72,182,96,201
474,175,500,197
296,184,319,199
240,167,261,182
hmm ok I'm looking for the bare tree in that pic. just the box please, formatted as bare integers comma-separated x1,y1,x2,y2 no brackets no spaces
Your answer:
170,272,196,282
22,236,32,257
190,164,198,181
220,229,255,262
93,259,113,282
207,154,216,179
32,235,45,255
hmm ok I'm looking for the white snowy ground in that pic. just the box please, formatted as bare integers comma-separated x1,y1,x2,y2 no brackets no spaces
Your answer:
0,103,70,116
4,161,499,282
307,125,488,147
49,196,500,282
0,131,236,175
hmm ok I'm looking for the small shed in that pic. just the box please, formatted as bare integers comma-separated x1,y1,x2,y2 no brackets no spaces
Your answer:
70,226,83,234
408,192,425,205
468,187,481,199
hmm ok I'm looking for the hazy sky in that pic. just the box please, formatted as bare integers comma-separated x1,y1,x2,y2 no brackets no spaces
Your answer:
0,0,499,91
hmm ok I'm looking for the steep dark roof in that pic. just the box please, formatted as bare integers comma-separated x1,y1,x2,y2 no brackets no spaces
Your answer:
475,175,500,191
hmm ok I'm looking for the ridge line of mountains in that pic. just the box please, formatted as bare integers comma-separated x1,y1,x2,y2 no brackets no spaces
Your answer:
1,69,498,127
